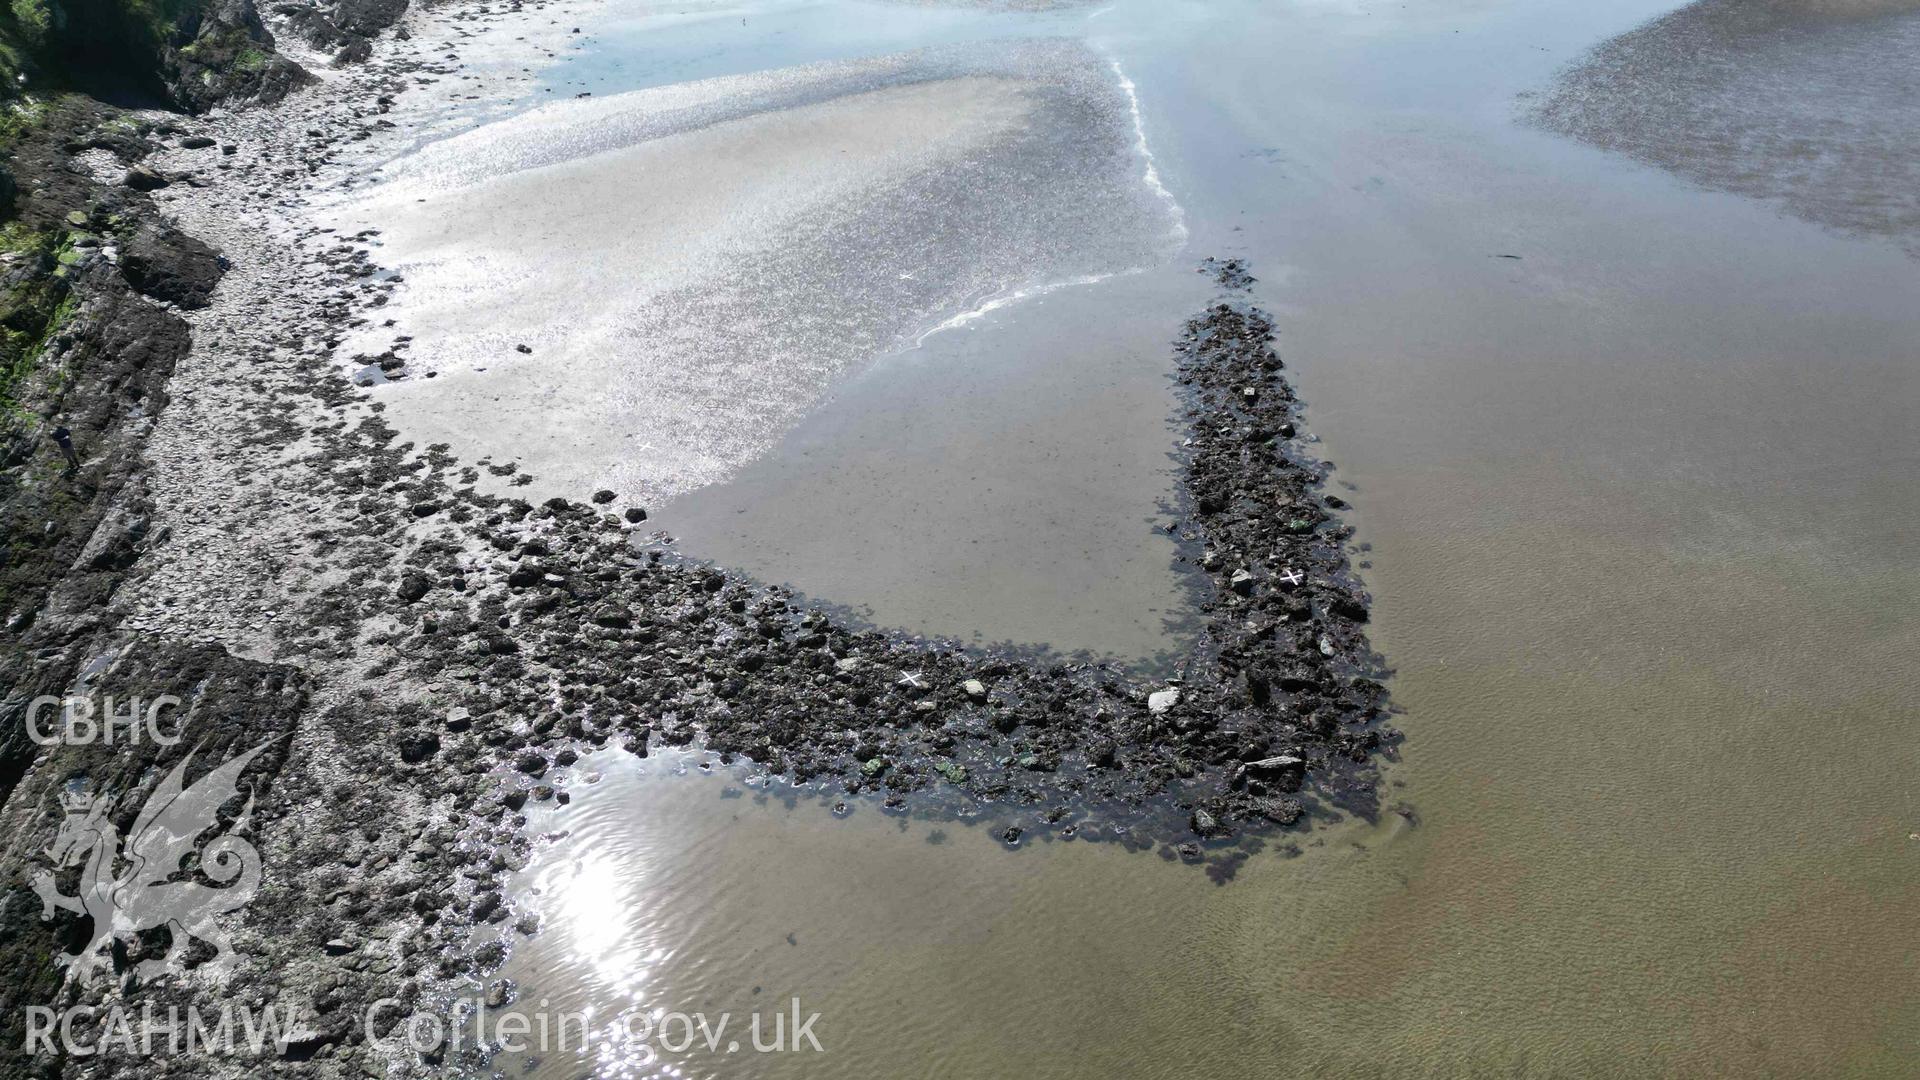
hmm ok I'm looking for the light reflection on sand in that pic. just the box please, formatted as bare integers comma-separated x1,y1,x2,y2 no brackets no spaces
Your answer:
332,42,1178,507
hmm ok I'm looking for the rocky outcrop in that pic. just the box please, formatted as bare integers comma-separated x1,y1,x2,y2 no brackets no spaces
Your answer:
0,264,193,773
0,637,308,1057
119,220,225,309
0,103,215,812
0,4,417,1076
0,0,313,111
326,0,409,37
158,0,317,112
271,0,410,67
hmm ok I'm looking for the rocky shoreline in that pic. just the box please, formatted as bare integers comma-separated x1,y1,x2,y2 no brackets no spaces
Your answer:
0,2,1394,1074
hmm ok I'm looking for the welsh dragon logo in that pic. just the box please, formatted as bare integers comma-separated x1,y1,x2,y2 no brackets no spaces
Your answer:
30,740,272,984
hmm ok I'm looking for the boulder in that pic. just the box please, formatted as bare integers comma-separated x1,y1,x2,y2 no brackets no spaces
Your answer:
1190,807,1224,837
328,0,409,36
395,572,430,603
331,35,373,65
119,223,224,309
591,604,632,629
123,166,169,191
397,730,439,764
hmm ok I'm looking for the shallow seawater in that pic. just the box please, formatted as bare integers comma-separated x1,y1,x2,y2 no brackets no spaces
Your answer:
374,0,1920,1074
473,748,1353,1080
540,0,1098,99
658,263,1210,666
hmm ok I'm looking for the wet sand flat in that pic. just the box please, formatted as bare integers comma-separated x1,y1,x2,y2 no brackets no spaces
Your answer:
337,72,1035,499
337,42,1177,507
658,266,1209,665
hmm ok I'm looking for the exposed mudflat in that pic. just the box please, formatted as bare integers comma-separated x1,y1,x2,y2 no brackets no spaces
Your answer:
1534,0,1920,251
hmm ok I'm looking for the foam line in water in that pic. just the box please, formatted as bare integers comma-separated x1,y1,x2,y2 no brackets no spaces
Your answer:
909,57,1184,346
913,271,1121,345
1111,57,1189,244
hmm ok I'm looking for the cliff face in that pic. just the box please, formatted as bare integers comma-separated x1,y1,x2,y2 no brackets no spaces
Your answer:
0,0,419,109
0,0,392,781
1,0,313,111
